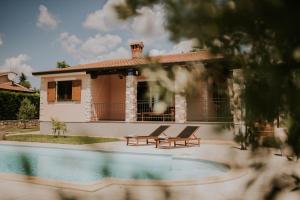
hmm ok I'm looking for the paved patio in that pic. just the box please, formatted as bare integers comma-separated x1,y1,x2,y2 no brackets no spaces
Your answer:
0,140,295,200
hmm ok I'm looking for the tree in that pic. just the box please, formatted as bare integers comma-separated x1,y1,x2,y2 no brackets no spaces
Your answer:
115,1,300,198
17,98,36,129
19,73,31,89
56,60,70,68
116,0,300,153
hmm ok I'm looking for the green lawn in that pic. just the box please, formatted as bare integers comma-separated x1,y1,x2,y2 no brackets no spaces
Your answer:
1,127,40,134
4,134,119,145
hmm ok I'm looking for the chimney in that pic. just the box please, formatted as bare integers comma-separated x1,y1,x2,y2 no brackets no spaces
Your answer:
130,41,144,59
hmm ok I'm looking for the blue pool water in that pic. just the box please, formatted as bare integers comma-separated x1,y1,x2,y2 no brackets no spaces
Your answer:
0,145,229,183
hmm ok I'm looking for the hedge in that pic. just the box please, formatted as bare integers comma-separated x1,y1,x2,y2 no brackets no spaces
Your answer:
0,90,40,120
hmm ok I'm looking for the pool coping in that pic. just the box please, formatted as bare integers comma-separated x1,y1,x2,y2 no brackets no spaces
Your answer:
0,141,248,192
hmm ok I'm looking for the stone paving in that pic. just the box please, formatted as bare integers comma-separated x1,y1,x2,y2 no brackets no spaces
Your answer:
0,140,294,200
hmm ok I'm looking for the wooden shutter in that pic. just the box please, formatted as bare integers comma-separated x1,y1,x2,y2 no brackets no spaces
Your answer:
72,80,81,102
47,82,56,102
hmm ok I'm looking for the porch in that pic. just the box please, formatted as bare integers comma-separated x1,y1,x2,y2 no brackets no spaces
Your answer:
90,72,232,123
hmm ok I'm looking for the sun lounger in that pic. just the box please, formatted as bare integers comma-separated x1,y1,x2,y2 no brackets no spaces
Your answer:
155,126,200,148
125,125,170,145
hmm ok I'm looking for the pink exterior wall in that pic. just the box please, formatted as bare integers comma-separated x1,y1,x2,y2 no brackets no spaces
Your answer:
0,76,9,83
187,79,216,121
91,74,125,120
39,73,92,122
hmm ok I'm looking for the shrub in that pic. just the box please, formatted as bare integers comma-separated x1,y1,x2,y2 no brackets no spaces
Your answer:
262,136,281,149
0,91,39,120
17,98,37,128
51,118,67,137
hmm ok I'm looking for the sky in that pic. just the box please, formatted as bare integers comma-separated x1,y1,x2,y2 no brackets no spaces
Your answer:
0,0,196,88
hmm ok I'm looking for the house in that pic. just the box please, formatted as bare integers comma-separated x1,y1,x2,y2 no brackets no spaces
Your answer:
0,72,33,93
33,41,237,138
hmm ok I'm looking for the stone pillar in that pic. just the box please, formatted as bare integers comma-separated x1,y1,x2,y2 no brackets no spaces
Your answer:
175,93,187,123
84,75,92,122
228,69,245,131
125,72,137,122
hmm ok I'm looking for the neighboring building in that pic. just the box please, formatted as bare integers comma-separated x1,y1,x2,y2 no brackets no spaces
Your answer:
33,41,236,138
0,72,33,93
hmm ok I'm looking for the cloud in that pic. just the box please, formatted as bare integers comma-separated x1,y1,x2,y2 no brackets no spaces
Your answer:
96,46,130,61
0,54,33,77
37,5,59,30
83,1,167,38
149,39,198,56
131,5,166,38
59,32,129,63
83,0,125,31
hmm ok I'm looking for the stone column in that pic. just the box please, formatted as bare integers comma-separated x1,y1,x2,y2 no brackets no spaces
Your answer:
125,72,137,122
174,67,187,123
228,69,245,132
84,74,92,122
175,93,187,123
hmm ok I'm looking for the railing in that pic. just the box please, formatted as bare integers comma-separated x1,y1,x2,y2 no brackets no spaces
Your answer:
137,100,175,121
187,98,232,122
92,102,125,121
91,98,232,122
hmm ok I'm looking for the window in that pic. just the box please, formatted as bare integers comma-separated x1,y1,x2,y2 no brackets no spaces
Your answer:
57,81,72,101
47,80,81,102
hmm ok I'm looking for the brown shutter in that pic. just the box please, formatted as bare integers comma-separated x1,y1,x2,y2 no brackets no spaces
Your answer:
47,82,56,102
72,80,81,102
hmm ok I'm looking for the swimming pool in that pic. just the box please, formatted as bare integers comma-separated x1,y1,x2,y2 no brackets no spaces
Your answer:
0,144,229,184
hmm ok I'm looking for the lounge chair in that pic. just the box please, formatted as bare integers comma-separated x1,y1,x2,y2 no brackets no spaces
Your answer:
125,125,170,145
155,126,200,148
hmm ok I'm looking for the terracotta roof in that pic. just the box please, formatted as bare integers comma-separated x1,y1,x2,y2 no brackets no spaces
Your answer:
0,72,9,76
0,82,33,93
32,50,223,75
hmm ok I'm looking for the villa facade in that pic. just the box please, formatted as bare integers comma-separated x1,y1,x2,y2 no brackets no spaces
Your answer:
33,42,239,138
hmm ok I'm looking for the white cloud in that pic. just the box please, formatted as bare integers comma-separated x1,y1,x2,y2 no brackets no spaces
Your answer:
83,0,125,31
131,5,165,38
59,32,82,56
149,39,198,56
59,32,128,63
97,46,130,61
0,54,33,77
149,49,166,56
81,34,122,55
83,1,167,39
169,39,198,53
37,5,59,30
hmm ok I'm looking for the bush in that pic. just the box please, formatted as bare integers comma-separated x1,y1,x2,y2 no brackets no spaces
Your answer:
17,98,37,128
51,118,67,137
0,91,39,120
262,136,281,149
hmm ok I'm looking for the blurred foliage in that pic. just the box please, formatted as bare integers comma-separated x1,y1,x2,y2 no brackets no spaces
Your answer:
0,90,39,120
116,0,300,155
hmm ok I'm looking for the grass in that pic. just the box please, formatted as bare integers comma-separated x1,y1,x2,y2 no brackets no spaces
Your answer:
1,127,40,134
4,134,119,145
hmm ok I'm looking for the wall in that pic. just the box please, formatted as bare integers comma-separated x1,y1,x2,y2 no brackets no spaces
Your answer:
91,74,125,120
40,74,91,122
0,75,9,83
186,79,214,121
40,121,234,140
0,119,39,129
